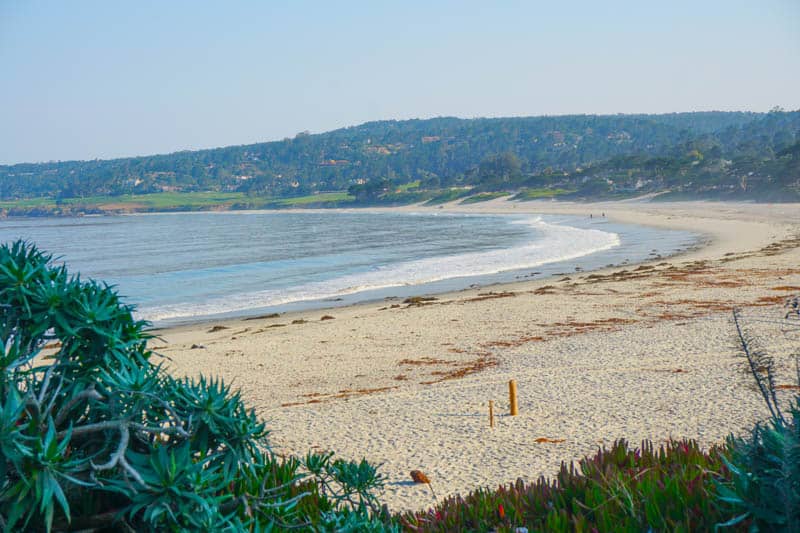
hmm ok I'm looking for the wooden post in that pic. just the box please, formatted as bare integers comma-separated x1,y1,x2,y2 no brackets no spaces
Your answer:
509,380,518,416
489,400,494,428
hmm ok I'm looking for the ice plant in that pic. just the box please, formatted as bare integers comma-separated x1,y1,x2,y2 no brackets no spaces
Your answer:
398,439,742,532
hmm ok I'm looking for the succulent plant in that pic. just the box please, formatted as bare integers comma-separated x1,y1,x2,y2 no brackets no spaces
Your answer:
0,240,390,532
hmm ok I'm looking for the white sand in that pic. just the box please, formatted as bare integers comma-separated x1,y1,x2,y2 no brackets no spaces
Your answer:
156,200,800,510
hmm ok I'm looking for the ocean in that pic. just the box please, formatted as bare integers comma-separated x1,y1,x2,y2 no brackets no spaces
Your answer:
0,210,698,326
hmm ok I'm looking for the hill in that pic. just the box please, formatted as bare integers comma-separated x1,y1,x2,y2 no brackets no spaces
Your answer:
0,110,798,213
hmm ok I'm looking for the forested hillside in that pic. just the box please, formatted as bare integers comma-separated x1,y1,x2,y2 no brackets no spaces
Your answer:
1,110,798,210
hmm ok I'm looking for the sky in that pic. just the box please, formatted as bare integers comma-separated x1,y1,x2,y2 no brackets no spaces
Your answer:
1,0,799,164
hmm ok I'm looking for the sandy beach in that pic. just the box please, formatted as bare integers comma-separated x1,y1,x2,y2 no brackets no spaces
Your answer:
154,200,800,510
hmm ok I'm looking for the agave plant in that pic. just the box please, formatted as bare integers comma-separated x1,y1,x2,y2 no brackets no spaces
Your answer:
0,240,390,532
715,307,800,531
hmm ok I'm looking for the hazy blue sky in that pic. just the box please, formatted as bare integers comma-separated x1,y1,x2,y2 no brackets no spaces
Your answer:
1,0,798,164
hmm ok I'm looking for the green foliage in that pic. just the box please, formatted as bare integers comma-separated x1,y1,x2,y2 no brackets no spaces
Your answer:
423,188,473,205
398,439,739,532
471,152,523,191
459,192,511,204
302,451,385,512
348,179,392,202
395,181,421,192
0,191,358,216
715,308,800,531
5,111,795,206
717,404,800,532
511,188,575,201
269,192,354,207
0,240,389,531
0,191,250,211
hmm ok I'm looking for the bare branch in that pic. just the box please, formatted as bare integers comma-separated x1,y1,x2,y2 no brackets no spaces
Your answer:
24,394,41,419
112,388,190,436
61,420,124,439
79,420,146,487
61,418,191,443
119,455,146,487
733,308,784,422
130,422,189,438
146,393,187,431
92,424,130,471
54,387,104,426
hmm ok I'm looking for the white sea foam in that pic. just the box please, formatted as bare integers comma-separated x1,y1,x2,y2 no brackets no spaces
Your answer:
144,216,619,322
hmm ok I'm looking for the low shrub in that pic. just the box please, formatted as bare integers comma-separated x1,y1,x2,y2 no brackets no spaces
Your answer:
715,308,800,531
459,192,511,204
0,240,391,531
718,401,800,531
398,439,739,532
423,188,473,205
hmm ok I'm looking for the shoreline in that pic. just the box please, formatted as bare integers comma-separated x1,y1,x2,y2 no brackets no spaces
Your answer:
154,200,800,510
151,198,777,332
147,208,696,328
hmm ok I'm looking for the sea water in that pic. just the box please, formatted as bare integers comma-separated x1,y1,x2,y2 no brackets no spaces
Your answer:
0,210,698,326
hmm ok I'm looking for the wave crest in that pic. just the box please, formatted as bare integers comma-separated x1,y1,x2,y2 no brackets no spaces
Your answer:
145,216,619,322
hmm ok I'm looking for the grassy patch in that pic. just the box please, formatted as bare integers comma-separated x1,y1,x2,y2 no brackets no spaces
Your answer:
0,197,57,209
424,188,473,205
103,192,251,209
395,180,421,192
270,192,353,207
0,192,253,211
511,188,575,201
460,192,511,204
377,191,432,205
0,191,356,214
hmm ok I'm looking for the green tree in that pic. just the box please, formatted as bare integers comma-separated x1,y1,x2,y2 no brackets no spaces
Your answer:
476,152,524,190
348,178,390,202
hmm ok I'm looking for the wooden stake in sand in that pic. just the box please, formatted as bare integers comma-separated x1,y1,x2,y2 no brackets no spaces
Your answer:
509,380,518,416
489,400,494,428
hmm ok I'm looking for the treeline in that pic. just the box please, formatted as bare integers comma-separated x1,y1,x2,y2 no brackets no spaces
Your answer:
563,110,800,201
1,110,798,203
